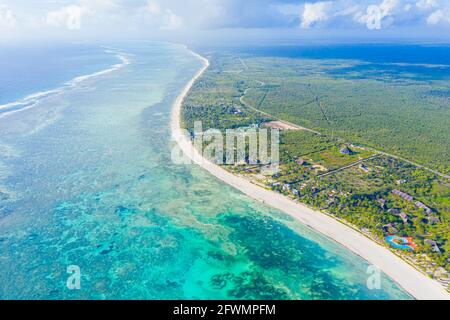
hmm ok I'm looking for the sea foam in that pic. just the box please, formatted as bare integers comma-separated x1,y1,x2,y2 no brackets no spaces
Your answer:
0,50,130,119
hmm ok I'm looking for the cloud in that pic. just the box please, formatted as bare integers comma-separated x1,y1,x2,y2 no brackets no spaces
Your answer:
160,9,183,30
0,5,17,30
416,0,438,9
146,1,162,15
80,0,117,11
2,0,450,40
301,1,332,28
334,5,361,17
427,9,443,24
138,0,295,30
45,5,87,30
427,8,450,25
142,0,183,30
43,1,118,31
356,0,400,29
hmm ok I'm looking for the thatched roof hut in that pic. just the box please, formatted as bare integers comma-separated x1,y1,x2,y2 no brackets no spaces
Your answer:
340,146,352,155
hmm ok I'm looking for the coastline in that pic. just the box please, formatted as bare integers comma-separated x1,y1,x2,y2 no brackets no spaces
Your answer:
0,50,129,120
171,49,450,300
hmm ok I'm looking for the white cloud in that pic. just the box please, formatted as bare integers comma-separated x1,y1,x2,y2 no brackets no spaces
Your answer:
356,0,399,30
426,8,450,25
80,0,117,11
334,5,361,17
147,1,162,15
427,9,443,24
143,0,183,30
161,9,183,30
45,5,87,30
301,1,332,28
0,5,17,30
416,0,438,9
1,0,450,40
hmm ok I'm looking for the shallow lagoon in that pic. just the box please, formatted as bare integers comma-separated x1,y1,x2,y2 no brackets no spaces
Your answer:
0,42,411,299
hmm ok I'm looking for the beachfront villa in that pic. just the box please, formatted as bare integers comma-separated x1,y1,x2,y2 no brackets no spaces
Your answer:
378,198,387,209
392,189,414,202
425,240,441,253
399,212,409,224
415,201,433,215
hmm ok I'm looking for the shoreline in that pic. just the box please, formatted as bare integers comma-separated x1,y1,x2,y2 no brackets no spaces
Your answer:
171,49,450,300
0,50,129,120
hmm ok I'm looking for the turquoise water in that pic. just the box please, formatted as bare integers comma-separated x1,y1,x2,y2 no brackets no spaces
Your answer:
0,42,411,300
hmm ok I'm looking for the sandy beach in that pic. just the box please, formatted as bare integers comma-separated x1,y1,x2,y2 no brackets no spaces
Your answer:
171,50,450,300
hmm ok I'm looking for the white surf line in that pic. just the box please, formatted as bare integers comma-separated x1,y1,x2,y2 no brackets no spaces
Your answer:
0,50,130,120
171,49,450,300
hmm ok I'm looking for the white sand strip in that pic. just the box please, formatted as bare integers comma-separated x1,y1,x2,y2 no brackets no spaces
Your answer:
171,50,450,300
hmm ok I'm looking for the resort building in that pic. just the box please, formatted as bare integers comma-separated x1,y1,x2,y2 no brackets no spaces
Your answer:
391,189,414,202
340,146,352,155
391,189,433,214
383,223,398,234
388,209,409,223
377,198,387,209
388,208,400,215
399,212,409,224
425,240,441,253
414,201,432,215
359,164,370,172
427,216,440,224
232,107,242,115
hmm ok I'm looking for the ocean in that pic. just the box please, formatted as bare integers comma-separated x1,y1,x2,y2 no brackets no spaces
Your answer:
235,44,450,81
0,41,411,299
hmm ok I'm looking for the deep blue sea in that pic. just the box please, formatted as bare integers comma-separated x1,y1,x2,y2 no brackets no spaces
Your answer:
0,42,413,299
237,44,450,64
235,44,450,80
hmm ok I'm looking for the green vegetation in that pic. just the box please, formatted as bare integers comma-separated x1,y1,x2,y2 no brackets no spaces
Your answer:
242,57,450,174
182,51,450,280
182,55,271,134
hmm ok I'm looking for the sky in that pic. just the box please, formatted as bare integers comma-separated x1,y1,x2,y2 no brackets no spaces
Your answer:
1,0,449,43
